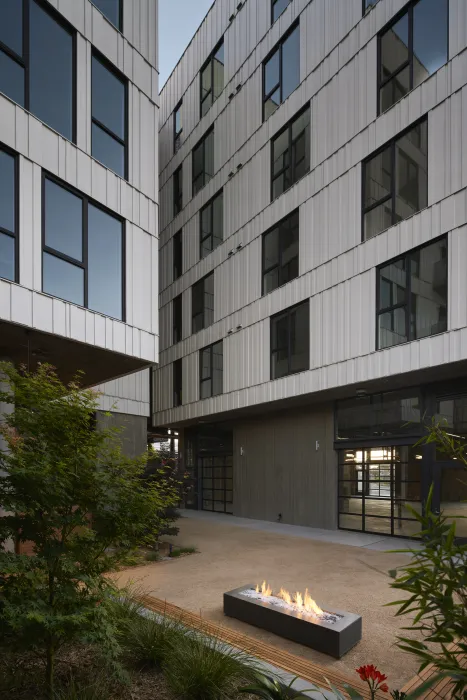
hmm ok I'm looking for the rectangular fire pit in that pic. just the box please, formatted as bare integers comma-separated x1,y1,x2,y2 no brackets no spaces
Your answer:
224,584,361,659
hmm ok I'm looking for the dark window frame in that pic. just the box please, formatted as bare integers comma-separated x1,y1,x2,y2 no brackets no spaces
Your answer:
173,293,182,345
90,0,123,32
191,271,214,335
270,300,310,380
270,104,310,201
0,143,19,283
173,164,183,217
199,190,223,260
271,0,291,24
41,170,126,321
362,0,379,14
377,0,449,115
199,340,223,399
173,230,182,281
192,127,214,197
173,99,183,154
361,116,427,242
262,21,299,122
200,38,224,118
173,358,183,407
262,209,299,295
375,235,447,351
91,48,128,180
0,0,77,143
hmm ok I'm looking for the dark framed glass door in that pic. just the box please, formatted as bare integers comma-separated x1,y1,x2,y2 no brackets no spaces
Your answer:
201,454,233,513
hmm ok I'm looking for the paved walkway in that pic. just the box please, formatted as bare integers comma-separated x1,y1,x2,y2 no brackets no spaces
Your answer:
115,511,421,688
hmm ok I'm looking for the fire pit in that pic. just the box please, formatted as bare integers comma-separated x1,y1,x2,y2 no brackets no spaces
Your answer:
224,582,361,659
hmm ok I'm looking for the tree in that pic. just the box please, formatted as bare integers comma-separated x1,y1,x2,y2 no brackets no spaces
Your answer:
388,422,467,699
145,444,183,541
0,362,179,698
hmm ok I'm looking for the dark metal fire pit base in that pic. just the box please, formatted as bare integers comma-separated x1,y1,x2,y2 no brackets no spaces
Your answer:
224,585,361,659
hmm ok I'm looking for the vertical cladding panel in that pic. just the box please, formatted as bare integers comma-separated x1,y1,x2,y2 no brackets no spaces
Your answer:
159,240,171,294
223,320,269,393
153,363,172,413
134,90,157,201
159,302,172,352
428,90,465,207
127,224,153,333
184,216,199,274
449,226,467,331
450,0,467,59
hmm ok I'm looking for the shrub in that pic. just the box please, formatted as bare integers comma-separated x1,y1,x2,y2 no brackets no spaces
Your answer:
120,613,183,669
53,672,115,700
169,545,198,558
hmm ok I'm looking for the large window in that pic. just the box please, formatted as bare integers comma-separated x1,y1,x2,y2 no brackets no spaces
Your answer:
90,0,122,31
0,147,17,282
378,0,448,114
271,301,309,379
336,389,422,441
200,341,223,399
192,272,214,334
263,23,300,120
363,119,427,240
377,237,447,350
92,52,127,178
173,359,183,407
42,175,124,320
271,106,310,200
263,210,299,294
173,230,183,281
200,191,223,259
173,165,183,217
174,100,182,154
272,0,291,23
173,294,182,345
192,129,214,196
0,0,75,141
200,39,224,118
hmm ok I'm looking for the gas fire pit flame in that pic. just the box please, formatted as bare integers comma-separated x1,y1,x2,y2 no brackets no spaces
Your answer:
254,582,324,618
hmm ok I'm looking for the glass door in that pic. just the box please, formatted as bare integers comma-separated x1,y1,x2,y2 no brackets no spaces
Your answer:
201,454,233,514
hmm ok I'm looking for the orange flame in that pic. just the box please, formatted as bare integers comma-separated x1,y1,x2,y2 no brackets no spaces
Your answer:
255,582,324,617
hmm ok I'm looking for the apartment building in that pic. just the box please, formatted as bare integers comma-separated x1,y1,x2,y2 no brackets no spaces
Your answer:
0,0,159,457
154,0,467,540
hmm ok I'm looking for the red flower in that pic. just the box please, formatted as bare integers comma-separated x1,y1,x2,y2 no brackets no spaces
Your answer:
380,683,389,693
356,665,389,698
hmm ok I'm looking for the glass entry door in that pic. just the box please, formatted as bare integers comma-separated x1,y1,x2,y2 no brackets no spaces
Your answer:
201,454,233,513
339,446,422,536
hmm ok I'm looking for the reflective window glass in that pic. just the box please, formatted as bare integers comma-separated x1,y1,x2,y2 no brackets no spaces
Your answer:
173,230,183,281
88,204,123,320
262,210,299,294
0,51,25,107
0,0,22,55
0,151,16,234
192,130,214,196
43,252,84,306
263,24,299,119
192,273,214,334
200,39,224,116
90,0,121,30
282,26,300,101
271,107,310,199
271,301,309,379
91,54,126,177
173,294,182,345
272,0,291,23
44,179,82,261
200,341,223,399
200,191,223,259
0,233,15,282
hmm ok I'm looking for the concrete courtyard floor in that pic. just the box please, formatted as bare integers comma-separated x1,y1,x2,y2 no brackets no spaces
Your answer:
115,512,421,688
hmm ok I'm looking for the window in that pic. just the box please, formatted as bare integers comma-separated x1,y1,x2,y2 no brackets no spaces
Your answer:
200,341,223,399
192,129,214,196
92,52,127,178
271,106,310,200
90,0,122,31
192,272,214,334
272,0,291,23
363,119,427,240
377,237,447,350
336,389,422,441
43,175,124,320
0,0,75,141
262,210,299,294
173,165,183,217
378,0,448,114
363,0,379,13
200,191,223,259
263,23,300,120
174,101,182,154
0,147,18,282
173,294,182,344
270,301,309,379
173,230,182,281
173,359,183,407
200,39,224,117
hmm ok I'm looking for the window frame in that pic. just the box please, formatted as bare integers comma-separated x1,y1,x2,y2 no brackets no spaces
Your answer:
361,116,428,242
375,235,447,351
192,127,214,197
262,21,299,122
0,0,77,143
271,0,291,24
191,271,214,335
377,0,449,115
262,209,299,295
41,171,126,321
91,48,128,180
363,0,380,14
270,104,310,201
199,38,224,118
199,340,223,400
0,143,19,283
270,300,310,380
199,190,223,260
173,293,182,345
173,164,183,217
173,100,183,154
173,358,183,407
173,230,182,281
90,0,123,32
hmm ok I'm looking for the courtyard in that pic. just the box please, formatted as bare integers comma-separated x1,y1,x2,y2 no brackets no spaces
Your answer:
115,511,422,689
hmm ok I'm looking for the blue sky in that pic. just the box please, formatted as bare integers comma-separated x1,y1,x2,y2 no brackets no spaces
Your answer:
159,0,214,89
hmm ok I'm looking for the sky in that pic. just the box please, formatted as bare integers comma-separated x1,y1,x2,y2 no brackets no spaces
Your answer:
159,0,214,90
